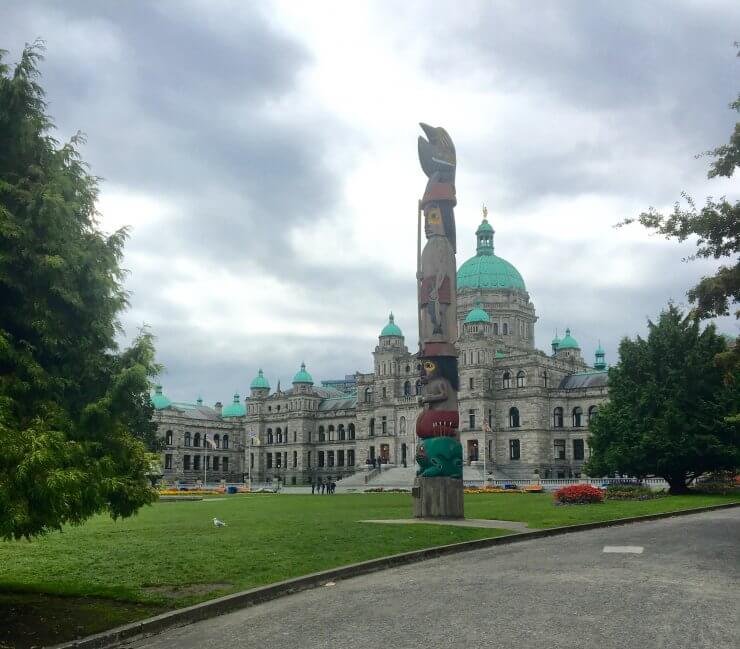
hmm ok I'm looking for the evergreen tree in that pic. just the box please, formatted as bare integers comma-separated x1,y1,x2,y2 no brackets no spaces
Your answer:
0,42,160,539
586,305,739,494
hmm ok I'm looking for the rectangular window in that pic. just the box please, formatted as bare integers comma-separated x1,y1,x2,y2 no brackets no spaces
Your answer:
284,452,287,468
348,449,355,466
554,439,566,460
194,455,201,470
223,456,229,472
469,377,474,390
293,451,298,468
328,451,335,467
212,456,220,471
165,454,172,470
206,455,211,470
183,455,191,470
293,431,297,443
307,451,311,467
573,439,585,460
381,416,387,434
250,453,254,469
267,453,273,468
468,409,476,429
509,439,520,460
276,453,282,468
488,409,493,427
338,450,345,466
318,451,325,467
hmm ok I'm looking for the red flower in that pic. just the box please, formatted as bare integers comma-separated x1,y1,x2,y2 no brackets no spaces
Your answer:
554,484,604,504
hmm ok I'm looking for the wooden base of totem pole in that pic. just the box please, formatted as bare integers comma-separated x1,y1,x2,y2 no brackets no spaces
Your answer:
412,476,464,519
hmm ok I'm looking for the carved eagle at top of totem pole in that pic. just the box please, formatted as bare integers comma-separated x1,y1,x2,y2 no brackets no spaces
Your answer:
417,123,456,183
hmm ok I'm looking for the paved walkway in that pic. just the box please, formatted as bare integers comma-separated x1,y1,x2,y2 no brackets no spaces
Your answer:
129,509,739,649
360,518,534,532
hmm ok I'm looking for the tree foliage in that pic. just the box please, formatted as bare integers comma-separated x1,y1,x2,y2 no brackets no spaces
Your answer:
585,305,740,494
0,42,160,539
619,44,739,321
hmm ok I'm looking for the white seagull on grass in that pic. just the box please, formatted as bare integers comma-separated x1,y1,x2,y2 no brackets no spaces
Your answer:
213,517,227,527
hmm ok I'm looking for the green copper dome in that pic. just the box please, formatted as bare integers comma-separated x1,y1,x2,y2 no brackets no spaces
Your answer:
292,362,314,384
380,312,403,337
558,328,580,350
151,384,172,410
250,368,270,390
222,392,246,417
457,217,526,291
464,301,491,324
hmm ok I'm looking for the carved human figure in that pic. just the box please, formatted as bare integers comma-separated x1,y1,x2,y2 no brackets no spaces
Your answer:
415,357,459,438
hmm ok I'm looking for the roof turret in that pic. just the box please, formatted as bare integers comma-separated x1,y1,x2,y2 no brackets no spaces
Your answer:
250,368,270,390
558,328,580,350
380,312,403,337
151,384,172,410
222,392,246,417
292,362,314,385
464,300,491,324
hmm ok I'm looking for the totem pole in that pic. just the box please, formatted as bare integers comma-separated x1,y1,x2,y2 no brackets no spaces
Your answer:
413,123,464,518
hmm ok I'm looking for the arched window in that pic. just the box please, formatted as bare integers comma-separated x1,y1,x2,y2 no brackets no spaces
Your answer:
348,423,356,440
267,428,274,444
572,407,583,428
415,380,422,395
399,416,407,435
502,372,511,389
213,434,220,448
165,430,173,445
403,381,411,396
338,424,346,441
277,430,283,444
516,370,526,388
328,425,335,441
405,365,410,374
493,323,499,335
503,323,508,335
369,418,375,436
318,426,325,442
587,405,598,425
508,407,520,428
553,407,564,428
222,434,229,449
184,431,191,447
193,432,201,447
364,387,372,403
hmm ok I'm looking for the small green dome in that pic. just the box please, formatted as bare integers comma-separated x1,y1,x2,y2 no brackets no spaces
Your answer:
558,328,580,350
250,368,270,390
476,219,494,234
222,392,246,417
380,312,403,337
464,301,491,324
495,349,506,359
292,362,314,384
151,384,171,410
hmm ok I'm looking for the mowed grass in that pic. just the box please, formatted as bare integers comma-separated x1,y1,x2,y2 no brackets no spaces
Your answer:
2,491,737,608
0,491,737,647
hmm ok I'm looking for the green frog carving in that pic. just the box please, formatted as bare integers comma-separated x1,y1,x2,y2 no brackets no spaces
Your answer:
415,436,463,479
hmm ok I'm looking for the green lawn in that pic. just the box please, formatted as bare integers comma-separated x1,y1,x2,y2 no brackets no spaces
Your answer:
0,492,737,648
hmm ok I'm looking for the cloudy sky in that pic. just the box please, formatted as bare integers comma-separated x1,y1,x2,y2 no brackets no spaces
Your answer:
2,1,738,403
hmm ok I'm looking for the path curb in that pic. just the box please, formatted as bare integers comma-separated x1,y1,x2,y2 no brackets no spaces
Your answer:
51,502,739,649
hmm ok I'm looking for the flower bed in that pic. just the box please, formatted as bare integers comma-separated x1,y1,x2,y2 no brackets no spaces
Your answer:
553,484,604,504
604,484,662,501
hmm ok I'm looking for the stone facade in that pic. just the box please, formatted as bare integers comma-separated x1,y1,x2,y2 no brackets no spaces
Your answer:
153,217,609,485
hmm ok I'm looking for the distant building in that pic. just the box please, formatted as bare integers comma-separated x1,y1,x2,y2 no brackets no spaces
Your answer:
153,215,608,485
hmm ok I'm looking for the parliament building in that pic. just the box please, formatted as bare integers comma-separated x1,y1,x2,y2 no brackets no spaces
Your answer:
152,215,609,486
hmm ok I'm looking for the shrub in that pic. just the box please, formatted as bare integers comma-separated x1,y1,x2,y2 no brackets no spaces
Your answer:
604,484,661,501
554,484,604,505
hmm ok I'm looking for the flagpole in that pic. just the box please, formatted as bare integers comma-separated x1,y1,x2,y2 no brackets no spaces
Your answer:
204,435,208,487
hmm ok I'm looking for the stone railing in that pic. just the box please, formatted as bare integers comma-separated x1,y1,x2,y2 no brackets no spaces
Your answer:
463,478,669,490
